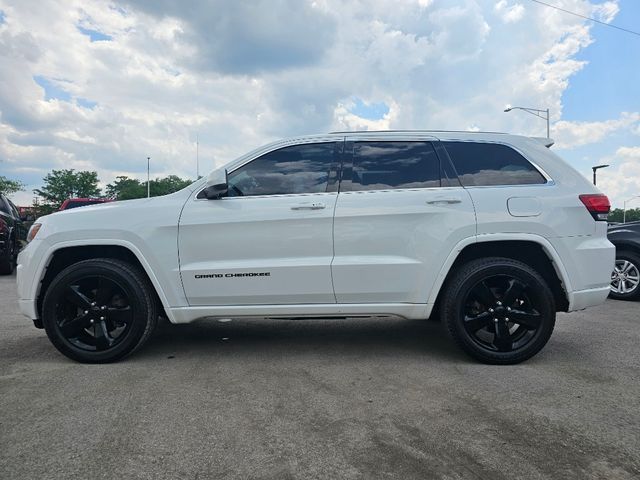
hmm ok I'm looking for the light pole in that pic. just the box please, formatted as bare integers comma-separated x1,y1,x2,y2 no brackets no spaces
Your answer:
147,156,151,198
623,196,640,223
591,164,609,186
504,106,550,138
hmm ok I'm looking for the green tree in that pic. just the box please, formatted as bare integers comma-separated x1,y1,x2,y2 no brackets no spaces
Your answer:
149,175,193,196
106,175,193,200
33,169,101,210
0,175,25,195
609,208,640,223
105,176,145,200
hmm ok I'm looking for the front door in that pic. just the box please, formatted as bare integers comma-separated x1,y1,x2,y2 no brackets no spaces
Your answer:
179,140,342,306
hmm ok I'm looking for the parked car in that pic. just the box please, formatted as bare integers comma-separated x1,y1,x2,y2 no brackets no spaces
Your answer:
0,193,27,274
59,198,112,211
17,131,614,364
608,221,640,300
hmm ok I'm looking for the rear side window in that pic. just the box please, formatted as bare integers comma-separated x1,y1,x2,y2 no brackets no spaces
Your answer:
442,141,546,186
348,141,440,191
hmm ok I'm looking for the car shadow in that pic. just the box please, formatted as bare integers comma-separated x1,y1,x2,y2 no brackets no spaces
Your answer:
137,316,466,362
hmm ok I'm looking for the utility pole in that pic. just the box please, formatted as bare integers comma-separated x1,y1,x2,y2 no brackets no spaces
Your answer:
196,134,199,179
147,156,151,198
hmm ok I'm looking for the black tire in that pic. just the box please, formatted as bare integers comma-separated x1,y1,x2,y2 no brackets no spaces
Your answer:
440,257,556,365
609,250,640,301
42,258,157,363
0,236,16,275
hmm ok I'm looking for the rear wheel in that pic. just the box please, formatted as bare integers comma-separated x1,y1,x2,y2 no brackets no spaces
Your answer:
609,250,640,301
441,257,556,365
42,258,157,363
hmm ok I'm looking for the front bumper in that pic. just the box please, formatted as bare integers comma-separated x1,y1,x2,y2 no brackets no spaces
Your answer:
16,240,44,321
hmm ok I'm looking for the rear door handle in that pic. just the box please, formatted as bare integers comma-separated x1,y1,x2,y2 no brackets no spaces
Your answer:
291,203,326,210
426,198,462,205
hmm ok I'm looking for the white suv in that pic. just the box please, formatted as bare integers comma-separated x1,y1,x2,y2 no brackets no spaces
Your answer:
17,131,614,364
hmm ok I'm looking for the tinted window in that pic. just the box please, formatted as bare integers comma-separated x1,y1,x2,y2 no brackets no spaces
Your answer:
349,141,440,191
8,199,20,218
442,141,546,186
227,143,336,196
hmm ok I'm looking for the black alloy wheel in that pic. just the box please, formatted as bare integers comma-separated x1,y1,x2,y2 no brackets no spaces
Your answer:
42,258,157,363
441,257,556,364
462,276,542,353
55,275,134,351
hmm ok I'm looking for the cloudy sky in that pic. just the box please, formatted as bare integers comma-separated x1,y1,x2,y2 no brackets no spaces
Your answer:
0,0,638,207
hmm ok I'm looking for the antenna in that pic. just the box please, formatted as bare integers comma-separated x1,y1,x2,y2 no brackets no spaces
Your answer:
196,134,199,178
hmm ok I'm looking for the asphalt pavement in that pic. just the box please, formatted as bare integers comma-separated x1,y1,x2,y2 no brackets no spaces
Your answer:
1,273,639,479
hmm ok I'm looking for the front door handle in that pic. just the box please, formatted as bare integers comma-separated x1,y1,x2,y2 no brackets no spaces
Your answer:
426,198,462,205
291,203,326,210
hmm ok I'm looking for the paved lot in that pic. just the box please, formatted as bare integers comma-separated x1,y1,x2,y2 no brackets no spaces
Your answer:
1,273,639,480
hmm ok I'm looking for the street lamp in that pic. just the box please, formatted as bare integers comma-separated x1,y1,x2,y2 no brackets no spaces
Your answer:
504,106,550,138
147,156,151,198
623,196,640,223
591,164,609,186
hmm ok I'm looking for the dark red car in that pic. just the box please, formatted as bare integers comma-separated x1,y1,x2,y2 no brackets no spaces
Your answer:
59,198,112,211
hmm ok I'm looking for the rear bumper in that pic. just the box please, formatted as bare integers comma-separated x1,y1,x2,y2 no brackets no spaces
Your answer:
549,232,614,312
568,286,610,312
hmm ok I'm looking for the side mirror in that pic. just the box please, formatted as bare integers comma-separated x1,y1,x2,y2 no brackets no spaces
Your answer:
198,169,228,199
202,182,228,199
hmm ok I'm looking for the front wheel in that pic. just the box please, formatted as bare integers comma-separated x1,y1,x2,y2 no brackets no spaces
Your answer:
440,257,556,365
42,258,157,363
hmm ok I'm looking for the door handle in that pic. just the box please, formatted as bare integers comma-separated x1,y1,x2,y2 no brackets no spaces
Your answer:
291,203,326,210
426,198,462,205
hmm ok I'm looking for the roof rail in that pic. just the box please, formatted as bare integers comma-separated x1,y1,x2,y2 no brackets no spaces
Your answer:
327,129,508,135
531,137,555,148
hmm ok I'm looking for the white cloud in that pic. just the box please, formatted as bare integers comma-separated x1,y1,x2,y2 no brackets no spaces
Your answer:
553,113,640,149
0,0,628,207
592,1,619,23
494,1,525,23
333,99,399,131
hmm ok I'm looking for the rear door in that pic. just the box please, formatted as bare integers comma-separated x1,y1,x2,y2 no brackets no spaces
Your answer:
331,136,476,304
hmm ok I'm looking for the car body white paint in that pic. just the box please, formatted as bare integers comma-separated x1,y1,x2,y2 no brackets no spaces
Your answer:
17,131,614,324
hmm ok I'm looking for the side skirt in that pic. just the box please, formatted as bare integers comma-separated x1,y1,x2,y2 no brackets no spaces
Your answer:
167,303,432,324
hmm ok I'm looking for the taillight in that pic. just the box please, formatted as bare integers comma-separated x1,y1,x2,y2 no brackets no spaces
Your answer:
579,194,610,221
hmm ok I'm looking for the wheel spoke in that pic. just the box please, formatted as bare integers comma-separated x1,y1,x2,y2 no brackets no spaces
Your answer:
621,261,631,274
502,280,525,307
65,285,92,309
493,322,512,352
59,313,90,337
473,281,496,307
464,311,493,332
95,278,114,306
108,306,133,326
94,321,114,350
509,310,542,330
